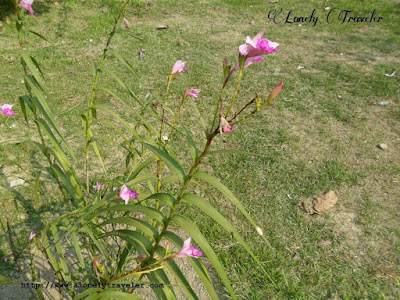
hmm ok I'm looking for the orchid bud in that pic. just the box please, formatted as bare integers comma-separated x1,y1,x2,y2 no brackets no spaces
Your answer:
123,18,130,29
137,254,147,261
165,241,171,253
28,232,37,241
223,58,231,80
267,82,283,102
94,258,100,268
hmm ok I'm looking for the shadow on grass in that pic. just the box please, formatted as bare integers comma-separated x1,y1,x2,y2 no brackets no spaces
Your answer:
0,0,52,21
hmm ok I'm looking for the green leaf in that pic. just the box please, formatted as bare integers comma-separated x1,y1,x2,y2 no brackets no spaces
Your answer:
85,289,143,300
104,230,152,255
182,126,199,163
30,56,45,78
193,171,259,230
42,231,63,283
144,193,175,208
142,143,186,184
109,48,138,77
18,95,31,124
98,217,159,241
36,118,83,195
100,204,166,225
96,89,158,136
182,193,273,282
26,76,75,159
21,52,47,94
147,269,176,300
92,62,98,79
0,274,13,283
64,219,89,284
81,115,106,172
48,164,82,204
27,30,49,42
171,214,237,300
125,174,158,187
50,224,73,292
104,69,144,108
161,175,180,189
128,155,157,181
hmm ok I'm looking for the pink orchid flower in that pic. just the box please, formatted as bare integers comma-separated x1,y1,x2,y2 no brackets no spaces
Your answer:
186,89,201,99
235,29,278,70
244,29,279,57
0,104,16,116
93,182,105,191
119,184,139,205
219,116,234,134
19,0,35,15
28,232,37,241
171,60,190,75
176,237,202,258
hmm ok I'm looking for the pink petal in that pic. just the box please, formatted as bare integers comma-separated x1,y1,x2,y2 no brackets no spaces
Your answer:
252,29,266,44
244,56,263,68
3,109,15,116
119,184,130,204
187,89,201,99
171,60,189,75
239,44,249,56
129,190,139,199
29,232,37,241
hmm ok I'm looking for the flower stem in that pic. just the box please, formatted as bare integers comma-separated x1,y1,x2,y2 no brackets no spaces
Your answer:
139,129,219,281
154,75,172,225
225,64,244,118
85,0,131,194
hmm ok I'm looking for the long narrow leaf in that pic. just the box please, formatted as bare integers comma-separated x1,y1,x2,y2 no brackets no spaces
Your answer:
193,171,259,231
182,193,273,282
142,143,186,184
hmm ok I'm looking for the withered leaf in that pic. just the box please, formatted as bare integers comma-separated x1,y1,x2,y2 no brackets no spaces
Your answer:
313,191,338,213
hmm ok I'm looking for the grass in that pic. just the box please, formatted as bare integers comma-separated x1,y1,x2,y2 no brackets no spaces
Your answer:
1,0,399,298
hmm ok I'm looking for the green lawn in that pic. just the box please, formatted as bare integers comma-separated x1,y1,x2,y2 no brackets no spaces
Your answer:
0,0,399,298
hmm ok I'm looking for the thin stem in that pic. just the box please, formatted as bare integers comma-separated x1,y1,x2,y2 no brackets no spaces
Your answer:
85,0,131,194
232,94,276,125
225,63,244,118
154,75,173,226
210,87,226,135
228,94,258,122
139,129,219,280
164,92,187,148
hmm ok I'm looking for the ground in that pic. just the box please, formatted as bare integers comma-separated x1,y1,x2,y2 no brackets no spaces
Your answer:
0,0,399,299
